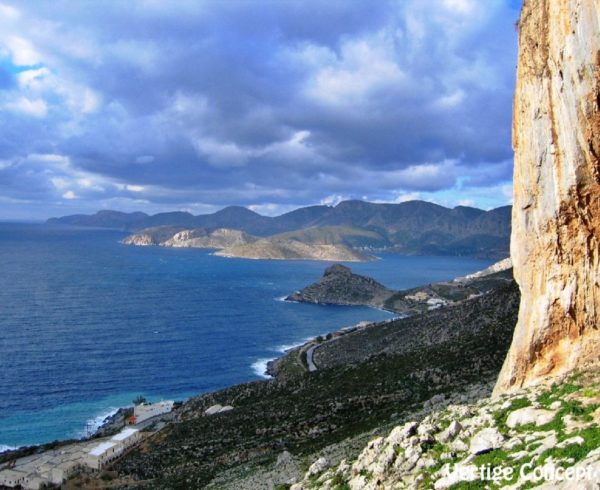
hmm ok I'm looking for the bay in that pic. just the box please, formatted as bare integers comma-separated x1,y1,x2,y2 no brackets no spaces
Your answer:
0,223,493,448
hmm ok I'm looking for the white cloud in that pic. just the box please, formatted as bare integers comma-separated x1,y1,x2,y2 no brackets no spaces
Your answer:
51,177,69,190
81,89,101,114
17,67,50,90
126,184,145,192
319,194,347,206
393,192,422,203
382,160,459,191
299,32,405,107
5,35,40,66
62,190,78,200
193,137,250,168
6,96,48,117
0,2,20,21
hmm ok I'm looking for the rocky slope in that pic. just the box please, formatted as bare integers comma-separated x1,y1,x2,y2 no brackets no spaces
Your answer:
215,239,373,262
291,366,600,489
91,282,518,489
495,0,600,394
286,264,394,308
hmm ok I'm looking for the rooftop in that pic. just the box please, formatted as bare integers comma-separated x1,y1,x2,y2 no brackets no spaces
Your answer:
89,442,117,457
111,428,139,441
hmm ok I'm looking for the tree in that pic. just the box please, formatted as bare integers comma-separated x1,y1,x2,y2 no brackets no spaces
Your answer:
132,395,147,406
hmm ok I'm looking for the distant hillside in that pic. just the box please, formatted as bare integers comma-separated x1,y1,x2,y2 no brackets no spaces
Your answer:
214,239,373,262
49,200,511,258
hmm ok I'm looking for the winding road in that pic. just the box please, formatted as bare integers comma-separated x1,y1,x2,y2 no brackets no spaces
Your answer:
305,344,319,372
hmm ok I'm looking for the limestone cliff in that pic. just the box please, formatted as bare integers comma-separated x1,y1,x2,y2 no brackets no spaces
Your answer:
162,228,257,248
495,0,600,394
122,226,257,249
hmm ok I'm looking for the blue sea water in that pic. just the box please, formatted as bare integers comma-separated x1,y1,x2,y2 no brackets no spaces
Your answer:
0,223,493,449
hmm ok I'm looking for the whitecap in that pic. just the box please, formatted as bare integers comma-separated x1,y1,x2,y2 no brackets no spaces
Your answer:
0,444,19,454
251,358,273,379
77,406,121,439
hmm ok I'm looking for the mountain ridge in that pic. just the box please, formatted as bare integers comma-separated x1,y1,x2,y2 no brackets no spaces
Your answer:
50,200,512,259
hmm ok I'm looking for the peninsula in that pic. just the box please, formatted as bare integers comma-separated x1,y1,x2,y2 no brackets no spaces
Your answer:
288,258,513,315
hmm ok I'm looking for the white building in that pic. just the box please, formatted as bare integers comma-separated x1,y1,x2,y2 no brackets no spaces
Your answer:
22,474,45,490
133,400,174,423
51,460,82,485
111,427,142,449
84,428,143,471
0,469,27,488
85,441,121,470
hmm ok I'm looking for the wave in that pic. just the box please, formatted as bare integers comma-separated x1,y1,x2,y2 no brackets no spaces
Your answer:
251,358,272,379
273,337,313,353
0,444,19,453
77,406,121,439
251,334,321,379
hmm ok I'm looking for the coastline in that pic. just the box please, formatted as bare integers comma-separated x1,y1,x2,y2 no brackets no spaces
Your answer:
0,249,500,462
0,298,393,457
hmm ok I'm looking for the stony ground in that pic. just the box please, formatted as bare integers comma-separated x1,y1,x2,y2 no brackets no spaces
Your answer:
290,367,600,489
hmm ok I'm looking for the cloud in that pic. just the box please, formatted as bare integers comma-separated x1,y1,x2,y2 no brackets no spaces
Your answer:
0,0,520,219
6,96,47,117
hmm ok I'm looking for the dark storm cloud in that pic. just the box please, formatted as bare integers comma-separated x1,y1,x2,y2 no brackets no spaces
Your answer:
0,0,520,218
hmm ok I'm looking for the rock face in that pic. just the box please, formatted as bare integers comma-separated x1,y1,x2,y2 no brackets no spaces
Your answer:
286,264,394,307
121,226,185,246
122,226,257,249
495,0,600,394
162,228,257,248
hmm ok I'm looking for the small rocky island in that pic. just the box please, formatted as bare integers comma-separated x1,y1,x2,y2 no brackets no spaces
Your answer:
286,264,393,307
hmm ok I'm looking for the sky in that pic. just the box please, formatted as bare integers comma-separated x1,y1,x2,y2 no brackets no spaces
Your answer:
0,0,521,220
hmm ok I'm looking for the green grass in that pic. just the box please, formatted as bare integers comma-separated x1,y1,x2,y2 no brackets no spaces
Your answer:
492,396,532,434
581,387,600,398
537,382,581,407
359,469,373,481
538,425,600,465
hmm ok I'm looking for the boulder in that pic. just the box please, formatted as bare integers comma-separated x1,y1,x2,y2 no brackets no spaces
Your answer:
307,457,329,477
437,420,462,443
506,408,555,428
469,428,504,455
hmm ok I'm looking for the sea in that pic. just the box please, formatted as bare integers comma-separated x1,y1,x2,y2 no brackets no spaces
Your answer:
0,223,493,450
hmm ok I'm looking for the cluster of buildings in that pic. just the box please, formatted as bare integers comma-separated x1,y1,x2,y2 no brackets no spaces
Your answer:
0,428,141,489
0,400,175,489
